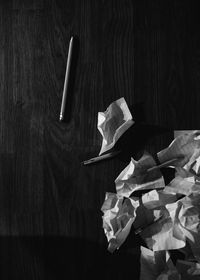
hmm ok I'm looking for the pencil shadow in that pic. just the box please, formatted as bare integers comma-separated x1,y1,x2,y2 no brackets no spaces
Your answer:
62,35,80,123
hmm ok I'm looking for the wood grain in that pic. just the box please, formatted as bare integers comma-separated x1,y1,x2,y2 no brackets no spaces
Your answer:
0,0,200,279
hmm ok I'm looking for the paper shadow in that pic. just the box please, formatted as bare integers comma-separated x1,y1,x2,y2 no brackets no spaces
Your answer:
114,122,171,162
129,102,146,123
3,236,141,280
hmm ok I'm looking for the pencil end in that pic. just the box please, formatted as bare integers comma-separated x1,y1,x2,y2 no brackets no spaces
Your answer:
70,36,74,43
82,159,94,165
59,113,64,122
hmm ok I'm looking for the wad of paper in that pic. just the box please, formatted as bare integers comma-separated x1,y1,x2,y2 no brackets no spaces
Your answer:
140,246,200,279
98,97,134,155
99,122,200,278
139,193,200,253
176,260,200,279
140,247,181,280
101,131,200,253
140,249,200,279
115,153,165,197
101,192,139,252
175,155,200,181
157,130,200,168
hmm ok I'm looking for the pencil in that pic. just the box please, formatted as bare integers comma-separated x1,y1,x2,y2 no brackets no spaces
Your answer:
83,152,179,167
59,36,74,121
134,215,163,235
146,157,179,172
83,151,121,165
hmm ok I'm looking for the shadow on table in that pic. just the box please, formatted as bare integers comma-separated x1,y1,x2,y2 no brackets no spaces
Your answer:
0,236,141,280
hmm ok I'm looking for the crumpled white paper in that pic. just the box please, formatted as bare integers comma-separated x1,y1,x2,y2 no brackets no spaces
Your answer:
156,270,181,280
101,192,139,252
164,175,196,196
115,153,165,197
175,155,200,182
176,260,200,278
140,247,181,280
100,125,200,279
97,97,134,155
157,130,200,168
140,247,167,280
187,261,200,275
156,252,181,280
139,193,200,252
132,189,177,235
141,189,177,209
164,157,200,196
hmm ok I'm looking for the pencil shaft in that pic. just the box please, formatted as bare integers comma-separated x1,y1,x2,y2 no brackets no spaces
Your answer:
135,215,163,235
83,151,120,165
83,154,179,166
59,36,74,121
147,157,179,172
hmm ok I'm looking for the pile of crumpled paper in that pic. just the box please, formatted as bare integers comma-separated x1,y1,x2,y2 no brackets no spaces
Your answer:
96,98,200,279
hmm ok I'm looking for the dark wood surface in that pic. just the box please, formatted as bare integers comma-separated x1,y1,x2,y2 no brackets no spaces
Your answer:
0,0,200,279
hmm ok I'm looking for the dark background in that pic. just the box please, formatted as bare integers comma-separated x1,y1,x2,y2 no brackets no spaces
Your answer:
0,0,200,279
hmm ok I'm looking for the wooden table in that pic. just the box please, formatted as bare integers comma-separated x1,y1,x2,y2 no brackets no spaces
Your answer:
0,1,200,279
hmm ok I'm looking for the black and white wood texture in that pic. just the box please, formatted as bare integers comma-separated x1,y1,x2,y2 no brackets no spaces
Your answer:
0,0,200,279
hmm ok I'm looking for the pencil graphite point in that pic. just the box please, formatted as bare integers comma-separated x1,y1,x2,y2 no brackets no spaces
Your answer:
83,150,121,165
